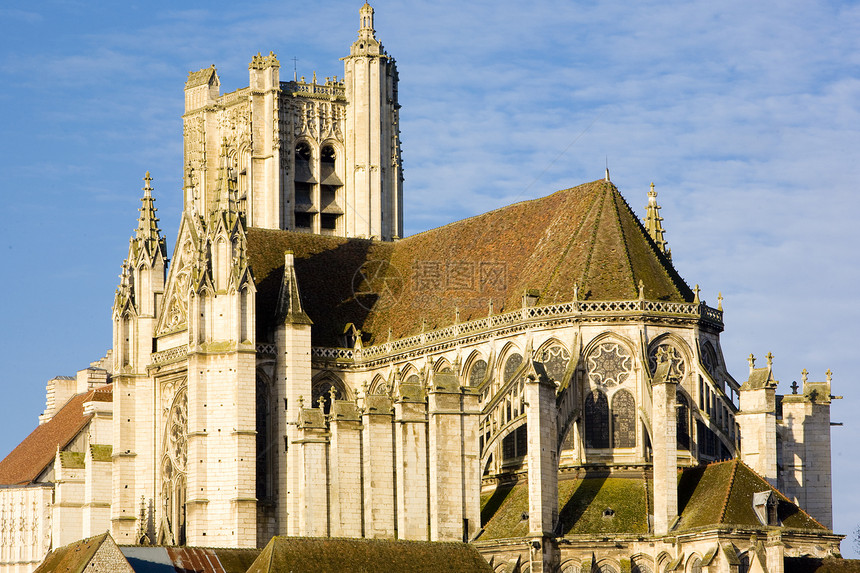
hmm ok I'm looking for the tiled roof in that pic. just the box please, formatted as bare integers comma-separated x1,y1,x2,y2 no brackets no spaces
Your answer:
0,385,112,485
480,471,651,539
246,537,492,573
186,66,217,88
479,460,824,540
33,533,109,573
120,546,261,573
742,367,776,390
784,557,860,572
247,180,692,346
676,459,825,531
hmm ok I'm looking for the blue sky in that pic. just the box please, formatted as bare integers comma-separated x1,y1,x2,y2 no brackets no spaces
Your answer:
2,0,859,552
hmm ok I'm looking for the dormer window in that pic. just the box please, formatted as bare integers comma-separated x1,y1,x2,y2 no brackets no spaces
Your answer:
752,490,779,526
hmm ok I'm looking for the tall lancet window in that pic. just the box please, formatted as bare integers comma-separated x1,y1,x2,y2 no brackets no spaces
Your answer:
160,385,187,546
584,390,610,449
611,389,636,448
677,392,690,450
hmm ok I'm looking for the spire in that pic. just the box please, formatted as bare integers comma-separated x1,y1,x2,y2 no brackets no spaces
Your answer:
359,2,376,40
350,2,381,55
643,182,671,259
133,172,166,261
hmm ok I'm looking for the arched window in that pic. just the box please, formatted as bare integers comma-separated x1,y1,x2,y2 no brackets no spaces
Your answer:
503,353,523,383
611,390,636,448
689,558,702,573
469,359,488,387
434,358,453,373
677,392,690,450
161,386,188,546
584,391,609,448
312,376,348,415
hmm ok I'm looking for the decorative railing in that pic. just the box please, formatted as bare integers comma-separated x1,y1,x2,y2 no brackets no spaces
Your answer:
310,347,355,360
283,80,346,98
323,299,721,364
256,343,277,356
151,345,188,365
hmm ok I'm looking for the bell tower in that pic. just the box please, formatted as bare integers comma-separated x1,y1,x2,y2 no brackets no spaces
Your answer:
342,2,403,240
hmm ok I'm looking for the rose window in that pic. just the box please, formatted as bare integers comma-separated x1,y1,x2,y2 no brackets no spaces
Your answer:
587,343,632,388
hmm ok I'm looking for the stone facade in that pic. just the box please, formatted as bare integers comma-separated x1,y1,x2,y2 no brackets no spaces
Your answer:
1,4,846,573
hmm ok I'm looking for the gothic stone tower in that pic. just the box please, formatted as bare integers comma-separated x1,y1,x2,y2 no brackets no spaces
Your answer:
109,4,402,549
182,2,402,240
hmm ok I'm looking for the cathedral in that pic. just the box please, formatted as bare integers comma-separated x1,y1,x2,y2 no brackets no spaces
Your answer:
0,4,846,573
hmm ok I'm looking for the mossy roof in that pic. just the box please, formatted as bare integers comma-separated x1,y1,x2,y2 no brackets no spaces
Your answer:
0,385,112,485
246,536,492,573
480,473,651,539
33,533,109,573
90,444,113,462
785,558,860,572
480,460,824,541
247,180,692,346
741,367,776,390
186,66,217,88
676,459,825,531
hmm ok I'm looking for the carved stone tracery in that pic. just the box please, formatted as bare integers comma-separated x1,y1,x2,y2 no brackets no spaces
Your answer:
648,343,686,380
540,343,570,383
587,342,632,388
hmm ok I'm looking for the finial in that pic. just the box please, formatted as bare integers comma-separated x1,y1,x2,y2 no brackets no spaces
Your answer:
638,280,645,301
573,282,579,301
317,394,326,410
748,353,756,371
455,307,460,323
329,386,338,402
312,70,317,84
802,368,808,384
766,352,773,368
604,166,611,182
717,292,723,311
361,380,369,398
826,369,832,383
143,171,153,197
488,299,494,316
643,181,670,257
693,284,700,304
790,380,799,394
